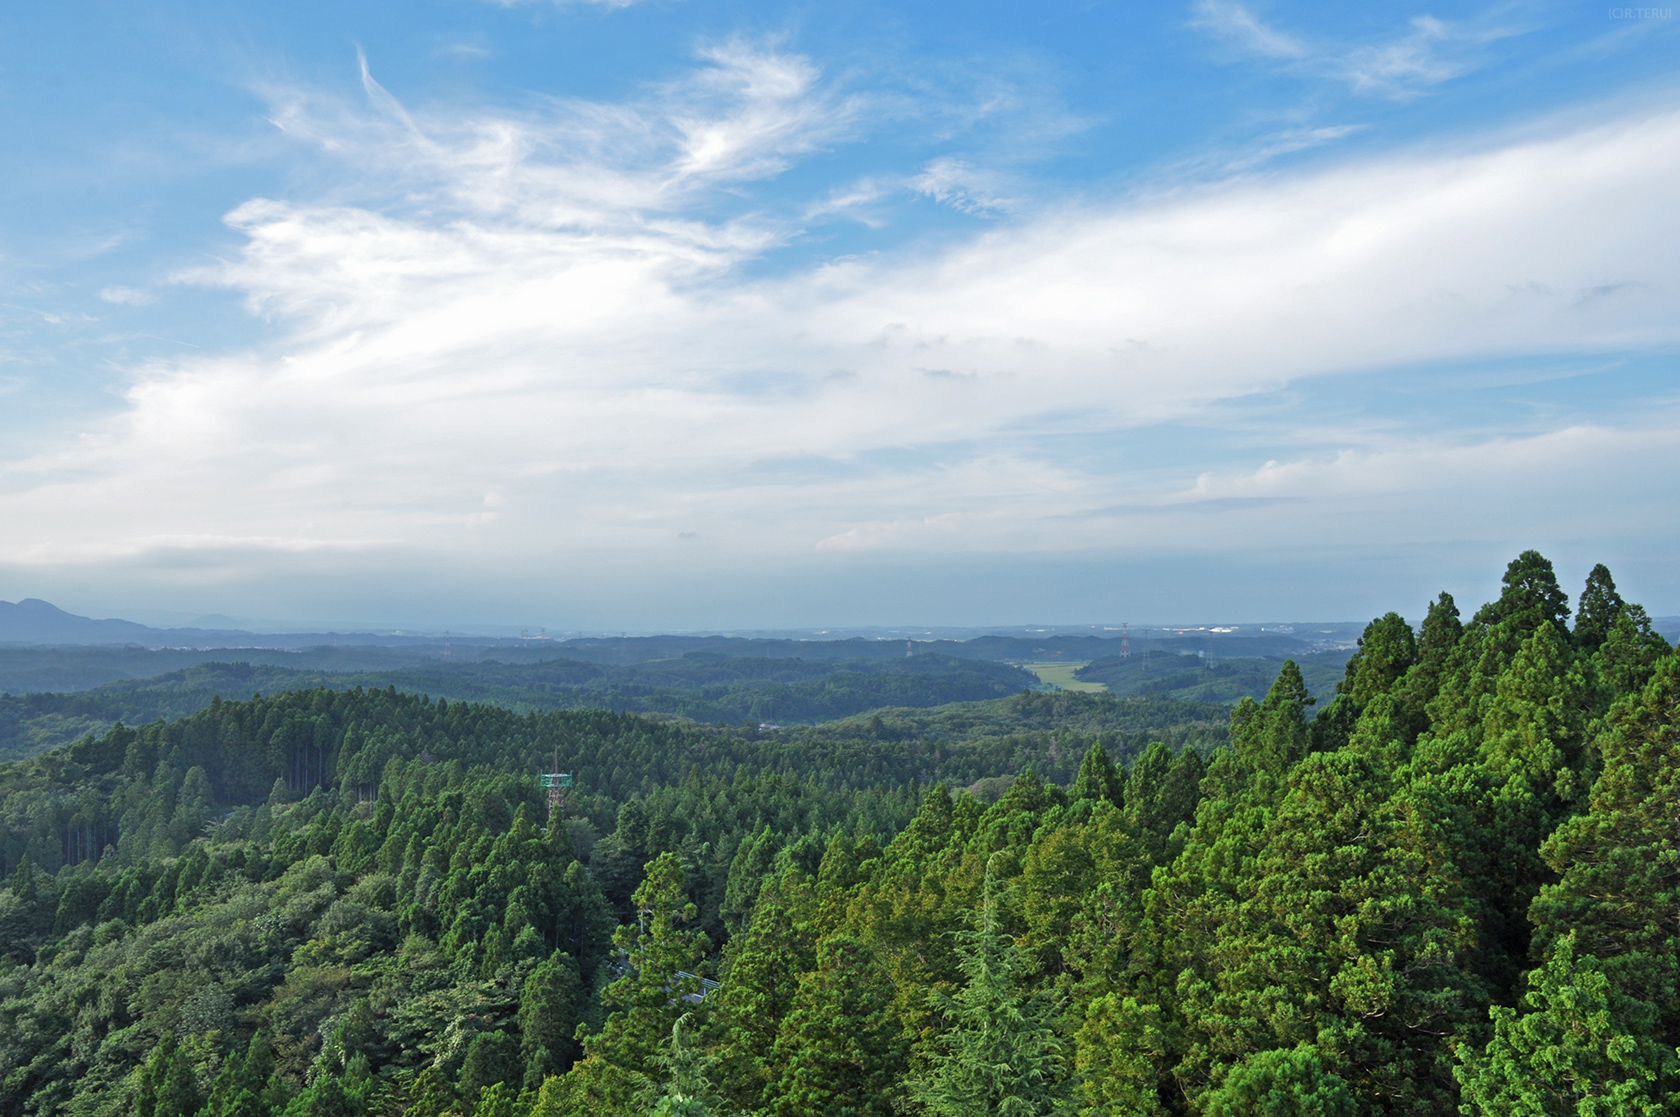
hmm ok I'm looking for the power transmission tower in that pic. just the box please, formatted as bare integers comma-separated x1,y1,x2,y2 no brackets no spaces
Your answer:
540,747,573,822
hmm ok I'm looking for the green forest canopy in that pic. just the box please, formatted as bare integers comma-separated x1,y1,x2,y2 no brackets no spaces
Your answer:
0,552,1675,1117
0,653,1045,762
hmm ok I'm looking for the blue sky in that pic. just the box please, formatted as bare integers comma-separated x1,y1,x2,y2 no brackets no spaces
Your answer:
0,0,1677,631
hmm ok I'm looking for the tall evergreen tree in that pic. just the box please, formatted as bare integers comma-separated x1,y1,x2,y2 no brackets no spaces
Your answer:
567,851,712,1113
1474,550,1571,634
1596,604,1671,700
715,867,820,1114
1070,741,1123,808
461,1029,521,1102
1455,936,1677,1116
1573,563,1625,652
1417,591,1464,668
910,868,1069,1117
1527,652,1680,1046
520,952,584,1088
644,1014,726,1117
1338,612,1418,709
769,935,906,1117
134,1032,201,1117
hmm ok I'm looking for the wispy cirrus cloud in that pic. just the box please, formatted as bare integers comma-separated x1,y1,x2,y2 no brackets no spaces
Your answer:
1190,0,1309,59
1190,1,1523,99
1,40,1677,618
481,0,647,10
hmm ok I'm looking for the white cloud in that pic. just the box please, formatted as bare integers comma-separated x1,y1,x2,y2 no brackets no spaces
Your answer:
1190,0,1309,60
2,50,1678,601
98,286,157,306
911,157,1014,215
1342,16,1469,97
1222,125,1364,171
1190,2,1519,99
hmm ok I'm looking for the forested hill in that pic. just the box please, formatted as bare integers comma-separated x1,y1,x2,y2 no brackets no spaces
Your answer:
2,552,1678,1117
0,654,1039,761
0,684,1218,879
1073,648,1351,702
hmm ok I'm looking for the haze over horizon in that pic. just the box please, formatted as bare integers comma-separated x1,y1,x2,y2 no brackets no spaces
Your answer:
2,1,1677,630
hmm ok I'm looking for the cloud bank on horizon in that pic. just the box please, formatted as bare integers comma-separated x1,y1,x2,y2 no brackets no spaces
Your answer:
0,1,1676,629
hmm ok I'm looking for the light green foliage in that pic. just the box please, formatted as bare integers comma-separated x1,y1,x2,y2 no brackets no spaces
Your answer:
643,1014,726,1117
911,872,1069,1117
0,553,1676,1117
1454,936,1677,1116
769,935,906,1117
573,850,712,1110
1202,1045,1357,1117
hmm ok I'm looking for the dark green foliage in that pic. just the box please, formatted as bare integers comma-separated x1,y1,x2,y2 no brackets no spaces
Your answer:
520,952,584,1086
1123,740,1201,863
1069,740,1123,807
1473,549,1571,634
646,1014,727,1117
0,551,1676,1117
135,1032,201,1117
1574,563,1625,651
461,1029,521,1100
1526,653,1680,1047
1075,650,1351,704
1337,613,1417,709
0,653,1039,761
1597,603,1670,699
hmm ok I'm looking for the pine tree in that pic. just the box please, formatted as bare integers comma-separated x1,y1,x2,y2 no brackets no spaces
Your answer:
714,867,819,1114
399,1063,456,1117
1070,741,1123,808
1527,652,1680,1044
1200,1045,1356,1117
520,952,584,1088
1474,550,1571,634
1338,612,1418,709
1573,563,1625,651
1124,741,1202,865
1227,661,1314,777
643,1014,725,1117
720,823,777,935
203,1032,277,1117
1596,604,1671,699
134,1032,202,1117
910,869,1069,1117
461,1030,521,1102
769,935,906,1117
570,851,712,1110
1455,935,1676,1116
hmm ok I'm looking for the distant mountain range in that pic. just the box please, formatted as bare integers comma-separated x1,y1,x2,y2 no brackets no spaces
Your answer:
5,596,1674,658
0,598,450,650
0,597,1348,659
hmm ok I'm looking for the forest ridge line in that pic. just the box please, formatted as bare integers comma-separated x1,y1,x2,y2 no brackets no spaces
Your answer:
0,551,1673,1115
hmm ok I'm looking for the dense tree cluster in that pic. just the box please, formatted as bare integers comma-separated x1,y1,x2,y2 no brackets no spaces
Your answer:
0,655,1045,763
0,552,1675,1116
